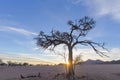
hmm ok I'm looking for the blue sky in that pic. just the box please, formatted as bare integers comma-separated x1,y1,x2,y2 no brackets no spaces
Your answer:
0,0,120,64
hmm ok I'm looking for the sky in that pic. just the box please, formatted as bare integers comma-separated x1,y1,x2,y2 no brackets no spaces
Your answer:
0,0,120,64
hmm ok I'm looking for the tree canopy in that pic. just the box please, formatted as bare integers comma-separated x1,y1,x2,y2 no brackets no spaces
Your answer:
36,16,107,57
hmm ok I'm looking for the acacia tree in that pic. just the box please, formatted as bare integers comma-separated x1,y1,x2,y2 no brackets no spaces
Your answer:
36,16,107,80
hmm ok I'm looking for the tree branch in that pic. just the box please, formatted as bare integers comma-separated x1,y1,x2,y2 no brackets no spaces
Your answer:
72,40,108,57
36,31,69,50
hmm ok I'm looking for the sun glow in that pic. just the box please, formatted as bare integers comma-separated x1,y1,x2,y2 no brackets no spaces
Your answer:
66,62,69,66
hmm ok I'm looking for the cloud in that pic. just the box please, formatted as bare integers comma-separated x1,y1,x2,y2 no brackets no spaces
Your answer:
84,0,120,21
72,48,106,61
1,47,120,64
32,47,40,51
6,27,37,36
0,52,56,64
73,48,120,61
0,26,37,36
41,44,108,61
68,0,83,4
71,0,120,21
109,48,120,60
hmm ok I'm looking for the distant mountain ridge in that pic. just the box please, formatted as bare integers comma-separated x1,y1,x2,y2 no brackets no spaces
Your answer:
81,59,120,64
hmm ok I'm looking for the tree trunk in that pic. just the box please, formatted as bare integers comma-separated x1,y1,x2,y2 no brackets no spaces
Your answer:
67,46,75,80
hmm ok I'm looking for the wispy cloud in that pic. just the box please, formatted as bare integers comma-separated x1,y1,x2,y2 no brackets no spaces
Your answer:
1,47,120,64
71,0,120,21
72,48,108,61
0,52,60,64
73,47,120,61
85,0,120,21
0,26,37,36
68,0,83,4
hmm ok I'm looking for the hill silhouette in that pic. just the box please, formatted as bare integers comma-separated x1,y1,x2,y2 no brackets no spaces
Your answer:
80,59,120,64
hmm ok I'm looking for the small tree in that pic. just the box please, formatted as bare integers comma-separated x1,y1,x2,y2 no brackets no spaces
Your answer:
23,62,29,66
53,45,68,74
0,59,3,64
56,51,68,73
35,16,107,80
73,54,83,74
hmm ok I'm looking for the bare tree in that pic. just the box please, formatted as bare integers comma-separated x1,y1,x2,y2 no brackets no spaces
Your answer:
73,54,83,74
57,51,68,73
0,59,3,64
35,16,107,80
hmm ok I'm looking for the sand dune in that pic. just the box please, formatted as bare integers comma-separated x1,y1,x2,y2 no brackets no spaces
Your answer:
0,64,120,80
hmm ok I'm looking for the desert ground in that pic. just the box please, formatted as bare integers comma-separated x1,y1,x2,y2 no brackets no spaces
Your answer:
0,64,120,80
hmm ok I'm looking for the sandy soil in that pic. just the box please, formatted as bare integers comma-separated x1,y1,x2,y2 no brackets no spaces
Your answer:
0,64,120,80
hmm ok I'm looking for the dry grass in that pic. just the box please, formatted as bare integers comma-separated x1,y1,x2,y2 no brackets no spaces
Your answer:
0,64,120,80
